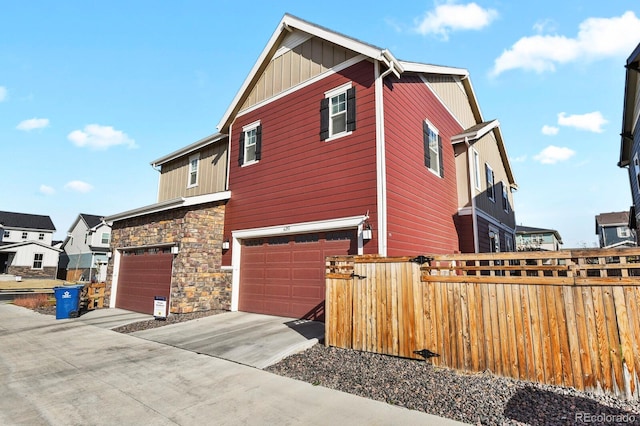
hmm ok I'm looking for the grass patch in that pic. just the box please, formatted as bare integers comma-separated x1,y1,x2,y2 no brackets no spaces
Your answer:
13,293,54,310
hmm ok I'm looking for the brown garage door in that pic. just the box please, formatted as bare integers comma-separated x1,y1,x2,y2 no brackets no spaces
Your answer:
239,231,356,321
116,247,173,314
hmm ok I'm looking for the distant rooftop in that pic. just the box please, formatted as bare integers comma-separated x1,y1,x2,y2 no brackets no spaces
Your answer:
0,210,56,231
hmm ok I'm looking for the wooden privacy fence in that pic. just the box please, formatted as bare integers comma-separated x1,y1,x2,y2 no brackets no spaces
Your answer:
325,248,640,400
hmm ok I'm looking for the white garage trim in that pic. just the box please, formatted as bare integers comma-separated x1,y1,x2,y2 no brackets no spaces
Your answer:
230,215,367,312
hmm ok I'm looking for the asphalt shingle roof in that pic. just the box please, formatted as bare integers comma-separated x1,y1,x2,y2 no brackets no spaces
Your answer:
0,211,56,231
80,213,103,229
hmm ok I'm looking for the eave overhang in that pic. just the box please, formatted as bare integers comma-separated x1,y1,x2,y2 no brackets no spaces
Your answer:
104,192,231,224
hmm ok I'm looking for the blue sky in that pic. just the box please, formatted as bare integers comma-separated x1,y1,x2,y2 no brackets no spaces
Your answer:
2,1,639,248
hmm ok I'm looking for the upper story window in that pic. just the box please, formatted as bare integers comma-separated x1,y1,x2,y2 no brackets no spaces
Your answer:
485,164,495,201
101,233,110,244
320,83,356,141
618,226,632,238
502,182,509,213
423,120,443,177
187,154,199,187
238,120,262,166
21,232,28,240
38,233,45,240
472,148,481,190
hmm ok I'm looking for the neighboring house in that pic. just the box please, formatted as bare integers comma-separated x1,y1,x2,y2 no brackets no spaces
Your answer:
595,211,636,248
618,42,640,237
104,14,517,318
516,225,563,251
0,211,60,279
58,214,112,282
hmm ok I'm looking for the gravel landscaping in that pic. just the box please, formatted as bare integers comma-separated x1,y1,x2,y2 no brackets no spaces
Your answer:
31,305,640,425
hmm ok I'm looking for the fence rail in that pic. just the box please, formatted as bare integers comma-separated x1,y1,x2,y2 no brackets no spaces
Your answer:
325,248,640,400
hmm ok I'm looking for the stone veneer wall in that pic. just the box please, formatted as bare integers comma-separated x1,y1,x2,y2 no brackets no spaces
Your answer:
105,202,232,314
8,266,57,279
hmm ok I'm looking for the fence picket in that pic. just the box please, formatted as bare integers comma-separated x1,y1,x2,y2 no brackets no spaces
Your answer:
325,249,640,399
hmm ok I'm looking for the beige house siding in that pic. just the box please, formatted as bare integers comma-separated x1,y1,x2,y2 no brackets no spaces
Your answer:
157,141,228,202
424,75,476,129
454,143,472,208
240,35,358,111
470,131,516,229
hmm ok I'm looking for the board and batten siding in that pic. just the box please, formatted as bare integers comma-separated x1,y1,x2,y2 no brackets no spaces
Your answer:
157,141,228,202
241,35,358,111
223,60,379,263
424,74,476,129
383,74,462,255
12,245,59,268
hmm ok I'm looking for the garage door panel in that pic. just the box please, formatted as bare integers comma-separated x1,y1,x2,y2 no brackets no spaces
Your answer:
265,268,290,279
265,284,291,297
116,250,172,314
266,251,291,263
291,286,323,299
239,231,355,320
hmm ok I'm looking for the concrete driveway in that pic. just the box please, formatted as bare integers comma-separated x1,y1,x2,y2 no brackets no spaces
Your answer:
131,311,324,369
0,303,466,425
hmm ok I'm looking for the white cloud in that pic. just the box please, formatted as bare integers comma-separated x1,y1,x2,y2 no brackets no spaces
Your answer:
414,1,498,40
0,86,6,102
492,11,640,76
64,180,94,193
68,124,137,150
557,111,607,133
533,19,557,34
16,118,50,131
533,145,576,164
541,125,559,136
511,155,527,163
39,185,55,195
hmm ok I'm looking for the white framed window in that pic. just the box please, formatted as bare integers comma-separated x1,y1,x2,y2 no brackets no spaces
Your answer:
485,164,495,201
101,233,110,244
472,148,481,190
187,154,199,187
239,120,262,166
502,182,509,213
618,227,632,238
38,233,45,240
423,119,443,177
505,234,513,252
489,226,500,253
21,232,28,240
321,83,356,141
32,253,44,269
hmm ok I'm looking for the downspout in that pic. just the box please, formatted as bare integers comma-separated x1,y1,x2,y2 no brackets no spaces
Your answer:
151,163,161,202
374,61,389,256
465,138,479,253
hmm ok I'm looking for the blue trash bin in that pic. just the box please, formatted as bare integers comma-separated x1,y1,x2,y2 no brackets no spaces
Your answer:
54,285,84,319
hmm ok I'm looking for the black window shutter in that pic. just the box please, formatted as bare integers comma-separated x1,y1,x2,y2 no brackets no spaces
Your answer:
423,121,430,167
346,87,356,132
255,125,262,161
438,134,444,177
319,98,329,140
238,131,245,166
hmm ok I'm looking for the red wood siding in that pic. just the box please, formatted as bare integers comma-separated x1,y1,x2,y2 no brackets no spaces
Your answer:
223,61,379,264
384,75,462,255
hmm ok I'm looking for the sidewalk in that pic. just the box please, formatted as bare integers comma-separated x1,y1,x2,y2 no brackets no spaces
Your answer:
0,304,467,425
